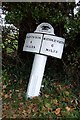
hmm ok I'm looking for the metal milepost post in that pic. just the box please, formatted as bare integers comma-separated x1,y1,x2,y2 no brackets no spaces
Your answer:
26,54,47,98
23,23,65,99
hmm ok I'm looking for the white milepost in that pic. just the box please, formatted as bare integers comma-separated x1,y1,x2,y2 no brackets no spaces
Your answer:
74,0,80,15
23,22,65,99
26,54,47,98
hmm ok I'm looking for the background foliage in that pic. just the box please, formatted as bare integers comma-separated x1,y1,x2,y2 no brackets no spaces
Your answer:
2,2,80,119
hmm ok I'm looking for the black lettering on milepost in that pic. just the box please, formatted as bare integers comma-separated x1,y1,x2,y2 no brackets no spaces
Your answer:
46,49,48,51
51,44,54,47
46,48,58,53
30,41,32,43
26,45,35,48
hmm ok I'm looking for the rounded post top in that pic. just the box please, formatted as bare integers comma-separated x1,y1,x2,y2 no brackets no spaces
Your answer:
35,22,55,35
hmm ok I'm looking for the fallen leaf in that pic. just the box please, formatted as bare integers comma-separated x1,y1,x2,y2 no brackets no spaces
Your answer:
4,94,8,99
18,93,21,97
53,99,58,105
0,92,3,97
20,102,24,106
65,106,71,111
3,104,8,110
58,85,63,90
65,97,70,102
14,80,17,82
15,90,19,92
45,94,49,98
22,110,26,114
64,91,70,96
12,114,17,118
9,94,12,98
45,103,50,108
3,85,7,89
42,106,47,112
9,90,12,93
54,108,61,116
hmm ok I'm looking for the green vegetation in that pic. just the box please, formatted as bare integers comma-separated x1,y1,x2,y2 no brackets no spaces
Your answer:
2,2,80,119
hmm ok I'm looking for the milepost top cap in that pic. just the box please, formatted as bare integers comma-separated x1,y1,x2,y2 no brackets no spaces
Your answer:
34,22,55,35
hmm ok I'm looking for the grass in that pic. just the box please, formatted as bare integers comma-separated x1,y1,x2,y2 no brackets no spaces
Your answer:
2,32,80,119
2,52,80,119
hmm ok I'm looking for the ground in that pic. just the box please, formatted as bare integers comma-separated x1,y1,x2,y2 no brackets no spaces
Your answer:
2,54,80,119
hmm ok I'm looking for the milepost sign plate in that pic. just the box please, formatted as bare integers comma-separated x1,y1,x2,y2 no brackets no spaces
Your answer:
23,23,65,59
23,33,43,53
40,34,65,59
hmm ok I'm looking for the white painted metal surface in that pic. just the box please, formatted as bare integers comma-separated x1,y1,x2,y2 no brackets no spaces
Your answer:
23,22,65,99
74,0,80,15
34,22,55,35
23,33,43,53
40,34,65,59
23,32,65,59
26,54,47,98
